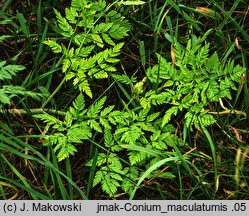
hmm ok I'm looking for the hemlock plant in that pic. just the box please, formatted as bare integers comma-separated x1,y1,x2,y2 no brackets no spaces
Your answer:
34,0,245,197
136,29,245,130
43,0,132,98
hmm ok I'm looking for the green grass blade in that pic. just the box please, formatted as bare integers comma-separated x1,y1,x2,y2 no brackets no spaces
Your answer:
86,148,98,197
0,176,49,199
0,154,38,199
154,1,168,53
66,157,74,199
34,23,48,67
37,0,42,38
16,12,30,37
166,0,182,15
242,51,249,123
0,11,19,29
129,156,180,200
177,164,183,199
121,144,164,159
165,16,174,42
139,40,146,69
1,0,14,12
51,150,69,199
201,125,218,195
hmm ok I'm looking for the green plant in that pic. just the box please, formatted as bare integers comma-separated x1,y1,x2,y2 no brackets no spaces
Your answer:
34,0,246,197
35,91,183,196
0,37,41,108
43,0,134,99
35,0,184,197
135,30,245,130
34,0,186,193
129,29,246,194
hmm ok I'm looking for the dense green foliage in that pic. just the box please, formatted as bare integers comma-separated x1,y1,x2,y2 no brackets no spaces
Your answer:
0,0,248,199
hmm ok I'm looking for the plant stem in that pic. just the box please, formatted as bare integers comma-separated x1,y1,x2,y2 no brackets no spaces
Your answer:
0,108,66,115
41,76,66,109
209,109,246,116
